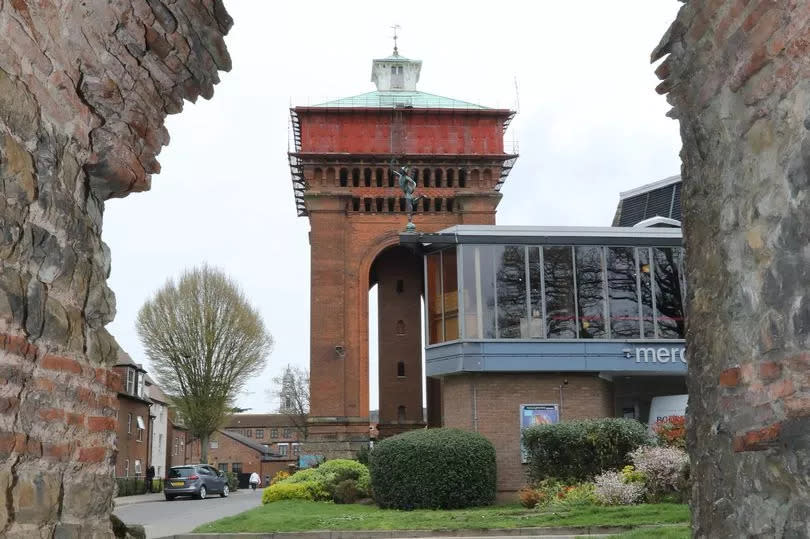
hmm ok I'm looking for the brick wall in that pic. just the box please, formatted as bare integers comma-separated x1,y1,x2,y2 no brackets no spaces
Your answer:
655,2,810,536
167,423,188,471
441,373,613,492
206,431,265,475
115,396,150,478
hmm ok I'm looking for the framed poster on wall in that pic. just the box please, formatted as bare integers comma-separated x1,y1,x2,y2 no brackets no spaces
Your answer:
520,404,559,463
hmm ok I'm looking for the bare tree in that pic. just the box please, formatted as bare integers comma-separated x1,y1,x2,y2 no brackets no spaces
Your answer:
137,265,273,461
270,365,309,440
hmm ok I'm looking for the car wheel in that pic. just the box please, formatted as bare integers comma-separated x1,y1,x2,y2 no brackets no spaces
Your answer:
164,494,175,501
198,486,207,500
220,485,229,498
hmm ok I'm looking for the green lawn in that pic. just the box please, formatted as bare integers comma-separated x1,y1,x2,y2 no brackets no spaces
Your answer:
607,524,691,538
194,500,689,533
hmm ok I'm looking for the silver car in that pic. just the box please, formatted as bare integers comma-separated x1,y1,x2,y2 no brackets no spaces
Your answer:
164,464,229,500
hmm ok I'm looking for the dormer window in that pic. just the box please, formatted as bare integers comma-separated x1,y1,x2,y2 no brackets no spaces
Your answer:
125,367,145,398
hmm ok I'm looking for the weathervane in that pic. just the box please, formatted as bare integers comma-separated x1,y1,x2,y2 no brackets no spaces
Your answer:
391,24,401,55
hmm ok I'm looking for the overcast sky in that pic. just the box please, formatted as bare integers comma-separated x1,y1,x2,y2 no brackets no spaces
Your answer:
104,1,682,413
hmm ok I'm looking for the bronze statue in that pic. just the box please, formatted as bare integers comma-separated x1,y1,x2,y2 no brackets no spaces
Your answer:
391,162,421,231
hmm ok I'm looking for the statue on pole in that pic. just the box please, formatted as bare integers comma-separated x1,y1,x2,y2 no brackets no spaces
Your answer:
391,160,421,231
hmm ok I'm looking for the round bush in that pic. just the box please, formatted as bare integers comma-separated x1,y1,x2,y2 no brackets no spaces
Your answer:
261,481,327,504
369,428,496,509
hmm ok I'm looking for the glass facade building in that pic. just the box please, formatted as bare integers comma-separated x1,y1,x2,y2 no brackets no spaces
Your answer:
405,225,687,377
426,244,685,343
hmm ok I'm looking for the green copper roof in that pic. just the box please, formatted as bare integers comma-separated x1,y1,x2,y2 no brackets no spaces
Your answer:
312,91,490,110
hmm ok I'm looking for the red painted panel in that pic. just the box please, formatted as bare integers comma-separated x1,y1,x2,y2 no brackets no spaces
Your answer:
297,110,506,155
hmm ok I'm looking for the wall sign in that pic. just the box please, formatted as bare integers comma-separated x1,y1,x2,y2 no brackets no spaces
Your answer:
623,346,686,364
520,404,559,463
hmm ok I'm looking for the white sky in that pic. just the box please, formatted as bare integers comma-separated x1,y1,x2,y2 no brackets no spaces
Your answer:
105,0,682,413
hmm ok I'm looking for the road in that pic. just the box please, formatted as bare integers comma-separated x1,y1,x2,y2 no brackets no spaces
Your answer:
114,490,262,538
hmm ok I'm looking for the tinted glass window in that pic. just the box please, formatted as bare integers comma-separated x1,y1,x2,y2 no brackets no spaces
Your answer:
638,248,655,338
496,246,527,338
544,247,577,338
442,249,459,341
527,247,544,338
654,247,685,338
426,252,442,344
575,246,606,338
169,467,194,478
607,247,641,339
478,245,497,339
460,245,481,339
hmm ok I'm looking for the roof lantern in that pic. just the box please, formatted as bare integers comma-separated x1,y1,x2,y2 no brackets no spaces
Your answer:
371,26,422,91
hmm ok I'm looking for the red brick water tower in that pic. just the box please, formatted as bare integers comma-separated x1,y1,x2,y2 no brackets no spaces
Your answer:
289,47,517,454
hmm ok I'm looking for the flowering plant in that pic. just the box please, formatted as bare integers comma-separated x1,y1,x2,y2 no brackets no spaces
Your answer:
593,470,644,505
653,416,686,449
630,445,689,501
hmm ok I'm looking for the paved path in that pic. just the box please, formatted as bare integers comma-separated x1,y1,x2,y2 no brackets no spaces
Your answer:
114,489,262,538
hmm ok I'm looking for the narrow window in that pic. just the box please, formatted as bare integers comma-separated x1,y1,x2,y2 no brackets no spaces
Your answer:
339,168,348,187
313,168,323,182
387,198,395,212
352,168,360,187
423,169,431,187
399,197,406,211
364,198,372,212
376,168,383,187
447,198,455,212
435,198,443,212
397,406,406,423
435,169,443,187
397,361,406,377
412,169,419,185
396,320,406,335
459,169,467,187
352,198,360,212
127,413,132,434
364,168,372,187
376,198,384,212
388,170,395,187
447,169,455,187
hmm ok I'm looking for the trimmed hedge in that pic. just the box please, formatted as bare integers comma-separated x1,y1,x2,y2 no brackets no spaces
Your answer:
523,418,652,483
369,428,496,510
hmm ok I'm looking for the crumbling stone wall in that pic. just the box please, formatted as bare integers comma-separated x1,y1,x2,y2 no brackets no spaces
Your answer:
0,1,231,537
655,2,810,537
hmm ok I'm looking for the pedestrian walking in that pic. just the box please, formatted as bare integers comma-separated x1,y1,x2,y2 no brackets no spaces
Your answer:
145,466,155,493
249,471,260,491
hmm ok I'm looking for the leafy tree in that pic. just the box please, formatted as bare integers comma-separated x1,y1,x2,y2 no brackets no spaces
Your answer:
137,265,273,461
270,364,309,440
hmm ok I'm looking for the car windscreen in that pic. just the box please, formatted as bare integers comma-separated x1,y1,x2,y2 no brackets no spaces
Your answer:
169,467,195,478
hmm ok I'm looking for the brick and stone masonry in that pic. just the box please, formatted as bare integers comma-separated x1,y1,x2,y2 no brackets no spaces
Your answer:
655,2,810,537
0,2,231,537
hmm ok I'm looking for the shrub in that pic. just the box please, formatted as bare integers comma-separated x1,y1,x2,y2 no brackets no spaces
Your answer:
270,470,290,485
620,465,646,485
285,468,320,484
523,418,652,483
630,446,689,502
356,444,371,465
225,471,239,491
369,428,496,510
593,471,644,505
261,480,328,504
518,487,543,509
333,479,361,504
271,460,371,503
549,483,597,508
653,416,686,450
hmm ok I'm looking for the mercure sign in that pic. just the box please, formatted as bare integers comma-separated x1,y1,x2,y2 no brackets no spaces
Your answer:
624,346,687,364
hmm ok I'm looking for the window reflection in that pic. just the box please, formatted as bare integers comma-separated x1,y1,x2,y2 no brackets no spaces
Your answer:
496,246,527,338
478,245,497,339
443,250,459,340
543,247,577,338
654,247,685,338
638,248,655,338
460,245,481,339
607,247,640,339
575,246,606,338
426,252,442,344
528,247,544,338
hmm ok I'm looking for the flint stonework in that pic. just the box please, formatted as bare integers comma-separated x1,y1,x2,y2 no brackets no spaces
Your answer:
655,2,810,537
0,1,231,537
